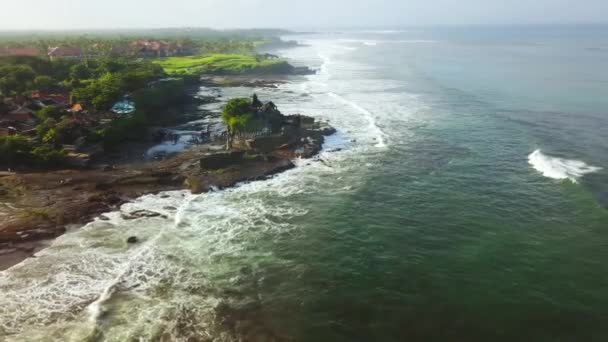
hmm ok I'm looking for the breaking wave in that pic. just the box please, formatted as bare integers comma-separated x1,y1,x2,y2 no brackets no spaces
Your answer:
327,92,387,148
528,149,602,183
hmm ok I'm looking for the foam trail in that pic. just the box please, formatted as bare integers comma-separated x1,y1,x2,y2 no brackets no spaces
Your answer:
87,192,197,325
327,92,387,148
528,149,602,183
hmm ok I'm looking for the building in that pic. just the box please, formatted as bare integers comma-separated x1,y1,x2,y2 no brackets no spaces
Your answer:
31,92,70,108
3,106,36,124
47,47,85,61
0,47,41,58
129,40,196,58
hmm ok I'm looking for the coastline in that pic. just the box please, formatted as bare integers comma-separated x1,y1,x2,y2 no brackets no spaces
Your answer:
0,123,334,270
0,73,335,270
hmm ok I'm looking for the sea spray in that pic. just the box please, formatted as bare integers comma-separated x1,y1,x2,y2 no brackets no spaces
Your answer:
327,92,388,147
87,192,198,326
528,149,602,183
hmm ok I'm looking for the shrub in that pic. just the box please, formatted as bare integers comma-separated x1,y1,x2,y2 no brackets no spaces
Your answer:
30,145,66,167
0,135,33,166
36,106,64,121
34,75,54,92
102,111,148,151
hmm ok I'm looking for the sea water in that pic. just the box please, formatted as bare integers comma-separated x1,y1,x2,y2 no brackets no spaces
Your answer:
1,25,608,341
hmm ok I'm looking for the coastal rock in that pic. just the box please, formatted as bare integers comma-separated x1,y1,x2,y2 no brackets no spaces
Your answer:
200,151,245,170
121,210,168,220
247,135,291,153
127,236,138,244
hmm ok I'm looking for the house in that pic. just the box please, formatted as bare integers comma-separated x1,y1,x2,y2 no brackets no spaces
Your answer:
31,92,70,108
129,40,196,58
69,104,84,113
47,47,85,61
4,106,36,123
0,47,41,58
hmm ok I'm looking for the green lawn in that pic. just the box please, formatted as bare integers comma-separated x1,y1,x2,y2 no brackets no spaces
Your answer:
153,54,293,75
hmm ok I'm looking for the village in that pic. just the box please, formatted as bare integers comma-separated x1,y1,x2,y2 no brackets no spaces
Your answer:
0,36,290,170
0,31,339,270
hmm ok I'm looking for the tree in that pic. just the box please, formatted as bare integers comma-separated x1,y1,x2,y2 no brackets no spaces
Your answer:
0,134,33,166
221,98,253,149
72,73,124,110
36,106,64,121
36,118,57,141
69,63,92,81
31,145,66,167
222,98,252,120
34,75,54,92
0,76,19,96
0,65,35,95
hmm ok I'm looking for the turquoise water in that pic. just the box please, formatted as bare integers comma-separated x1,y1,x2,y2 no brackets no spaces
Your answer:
1,26,607,341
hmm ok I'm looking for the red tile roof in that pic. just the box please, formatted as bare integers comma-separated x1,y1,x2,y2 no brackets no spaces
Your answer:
47,47,84,57
0,47,41,57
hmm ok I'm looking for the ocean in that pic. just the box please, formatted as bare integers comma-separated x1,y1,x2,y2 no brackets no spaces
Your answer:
1,25,608,341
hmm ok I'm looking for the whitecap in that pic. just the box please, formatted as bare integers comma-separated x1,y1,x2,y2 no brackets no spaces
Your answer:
528,149,602,183
327,92,388,148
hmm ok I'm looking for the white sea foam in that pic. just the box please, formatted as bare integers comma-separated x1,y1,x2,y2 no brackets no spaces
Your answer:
0,34,403,340
87,192,197,325
528,150,602,183
327,92,387,148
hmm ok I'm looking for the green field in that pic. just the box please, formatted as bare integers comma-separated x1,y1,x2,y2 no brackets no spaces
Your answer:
153,54,293,75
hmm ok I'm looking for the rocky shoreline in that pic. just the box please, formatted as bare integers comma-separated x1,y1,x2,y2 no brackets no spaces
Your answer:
0,114,335,270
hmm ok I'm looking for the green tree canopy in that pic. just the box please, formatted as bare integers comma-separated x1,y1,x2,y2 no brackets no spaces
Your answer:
34,75,54,92
0,65,36,95
221,97,259,134
36,106,64,121
69,63,92,81
72,73,123,110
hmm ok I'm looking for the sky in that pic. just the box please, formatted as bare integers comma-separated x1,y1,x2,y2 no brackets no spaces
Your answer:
1,0,608,30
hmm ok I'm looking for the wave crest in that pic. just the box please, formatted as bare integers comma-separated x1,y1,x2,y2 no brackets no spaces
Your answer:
528,150,602,183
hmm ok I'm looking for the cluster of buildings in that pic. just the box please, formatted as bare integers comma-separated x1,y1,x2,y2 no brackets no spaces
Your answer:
1,92,75,136
0,90,135,138
123,39,196,58
0,39,197,61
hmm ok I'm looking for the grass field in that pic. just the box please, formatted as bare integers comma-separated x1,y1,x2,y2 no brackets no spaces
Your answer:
153,54,293,75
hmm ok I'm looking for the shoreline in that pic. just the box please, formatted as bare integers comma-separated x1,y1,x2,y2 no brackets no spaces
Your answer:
0,110,335,270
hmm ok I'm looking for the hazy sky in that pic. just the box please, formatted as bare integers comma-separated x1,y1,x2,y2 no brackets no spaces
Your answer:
1,0,607,30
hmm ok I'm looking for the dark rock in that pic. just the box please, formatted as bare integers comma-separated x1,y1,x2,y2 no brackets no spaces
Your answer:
320,126,337,136
106,194,122,205
121,210,168,220
127,236,138,244
247,135,291,153
200,151,245,170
